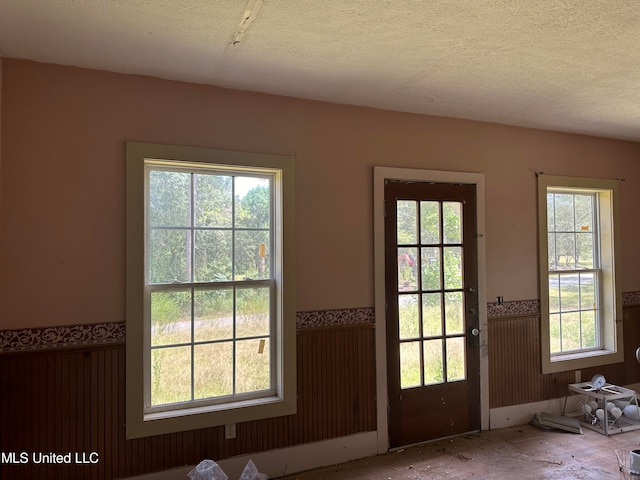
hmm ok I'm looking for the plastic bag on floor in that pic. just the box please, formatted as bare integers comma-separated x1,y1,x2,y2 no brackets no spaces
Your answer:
187,459,229,480
239,459,268,480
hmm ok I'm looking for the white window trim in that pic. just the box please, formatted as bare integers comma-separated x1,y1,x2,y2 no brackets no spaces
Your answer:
126,142,296,439
537,175,623,374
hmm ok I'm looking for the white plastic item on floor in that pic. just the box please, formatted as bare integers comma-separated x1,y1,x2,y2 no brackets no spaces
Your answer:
188,459,229,480
239,459,268,480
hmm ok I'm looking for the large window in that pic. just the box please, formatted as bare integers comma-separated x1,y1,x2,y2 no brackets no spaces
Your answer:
126,143,296,438
538,175,622,374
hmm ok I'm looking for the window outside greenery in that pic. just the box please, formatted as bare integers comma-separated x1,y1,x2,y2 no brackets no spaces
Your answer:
126,143,295,438
547,191,600,355
537,175,622,374
146,165,275,411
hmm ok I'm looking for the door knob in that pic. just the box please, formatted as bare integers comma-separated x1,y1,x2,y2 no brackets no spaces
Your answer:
471,328,480,336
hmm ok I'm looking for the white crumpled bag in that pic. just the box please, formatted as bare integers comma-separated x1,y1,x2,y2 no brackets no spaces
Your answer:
239,459,268,480
187,459,229,480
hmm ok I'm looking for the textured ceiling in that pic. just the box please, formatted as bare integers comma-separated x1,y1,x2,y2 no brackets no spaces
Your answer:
1,0,639,142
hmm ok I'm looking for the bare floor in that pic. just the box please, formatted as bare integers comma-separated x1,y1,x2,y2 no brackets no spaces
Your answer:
276,425,638,479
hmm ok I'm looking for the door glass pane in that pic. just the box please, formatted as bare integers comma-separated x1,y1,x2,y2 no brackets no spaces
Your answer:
400,341,421,389
151,346,192,405
444,292,464,335
422,293,442,336
443,247,463,289
443,202,462,244
194,342,233,399
423,340,444,385
151,290,191,346
194,288,233,342
397,200,417,244
399,295,420,340
420,201,440,244
421,247,441,290
398,247,418,291
446,338,466,381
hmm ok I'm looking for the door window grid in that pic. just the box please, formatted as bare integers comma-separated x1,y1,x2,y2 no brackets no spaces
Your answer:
396,200,466,389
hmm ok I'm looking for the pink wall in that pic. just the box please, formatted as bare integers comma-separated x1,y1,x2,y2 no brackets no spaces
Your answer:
1,58,640,329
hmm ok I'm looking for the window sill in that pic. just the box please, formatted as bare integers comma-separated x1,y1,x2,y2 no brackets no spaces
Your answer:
542,348,624,374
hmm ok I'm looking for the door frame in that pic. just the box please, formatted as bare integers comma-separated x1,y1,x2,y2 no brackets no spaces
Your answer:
373,166,489,453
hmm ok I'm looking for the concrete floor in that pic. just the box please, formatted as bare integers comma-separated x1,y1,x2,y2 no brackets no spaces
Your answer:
276,424,639,479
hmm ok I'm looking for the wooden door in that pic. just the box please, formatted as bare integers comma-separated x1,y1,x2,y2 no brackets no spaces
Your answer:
385,180,480,448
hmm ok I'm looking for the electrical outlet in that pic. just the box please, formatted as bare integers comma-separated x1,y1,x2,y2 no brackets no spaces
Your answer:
496,296,504,305
225,423,236,440
575,370,581,383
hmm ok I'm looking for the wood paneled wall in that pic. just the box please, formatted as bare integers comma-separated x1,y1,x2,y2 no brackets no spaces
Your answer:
488,305,640,408
0,325,376,480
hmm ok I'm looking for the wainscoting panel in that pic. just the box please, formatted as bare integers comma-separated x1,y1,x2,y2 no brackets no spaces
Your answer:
0,324,376,480
488,304,640,409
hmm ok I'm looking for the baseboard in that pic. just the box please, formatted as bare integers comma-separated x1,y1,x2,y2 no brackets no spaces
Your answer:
490,383,640,429
120,431,378,479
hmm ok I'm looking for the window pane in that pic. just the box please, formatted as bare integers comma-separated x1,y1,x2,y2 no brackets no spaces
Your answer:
422,293,442,337
149,171,190,227
581,310,597,348
397,201,417,244
443,247,463,289
399,295,419,340
549,274,560,313
443,202,462,244
554,194,575,231
561,312,581,351
398,247,418,291
234,177,270,229
446,337,466,381
194,230,232,282
194,343,233,399
235,230,270,280
236,339,270,394
580,273,596,311
550,313,561,354
194,288,233,342
194,173,232,227
574,194,593,232
548,233,556,269
555,233,575,269
423,339,443,385
444,292,464,335
420,201,440,244
421,247,441,291
546,194,555,231
236,287,270,338
151,346,191,405
151,290,191,346
149,229,190,283
559,274,579,311
575,233,594,269
400,341,421,389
